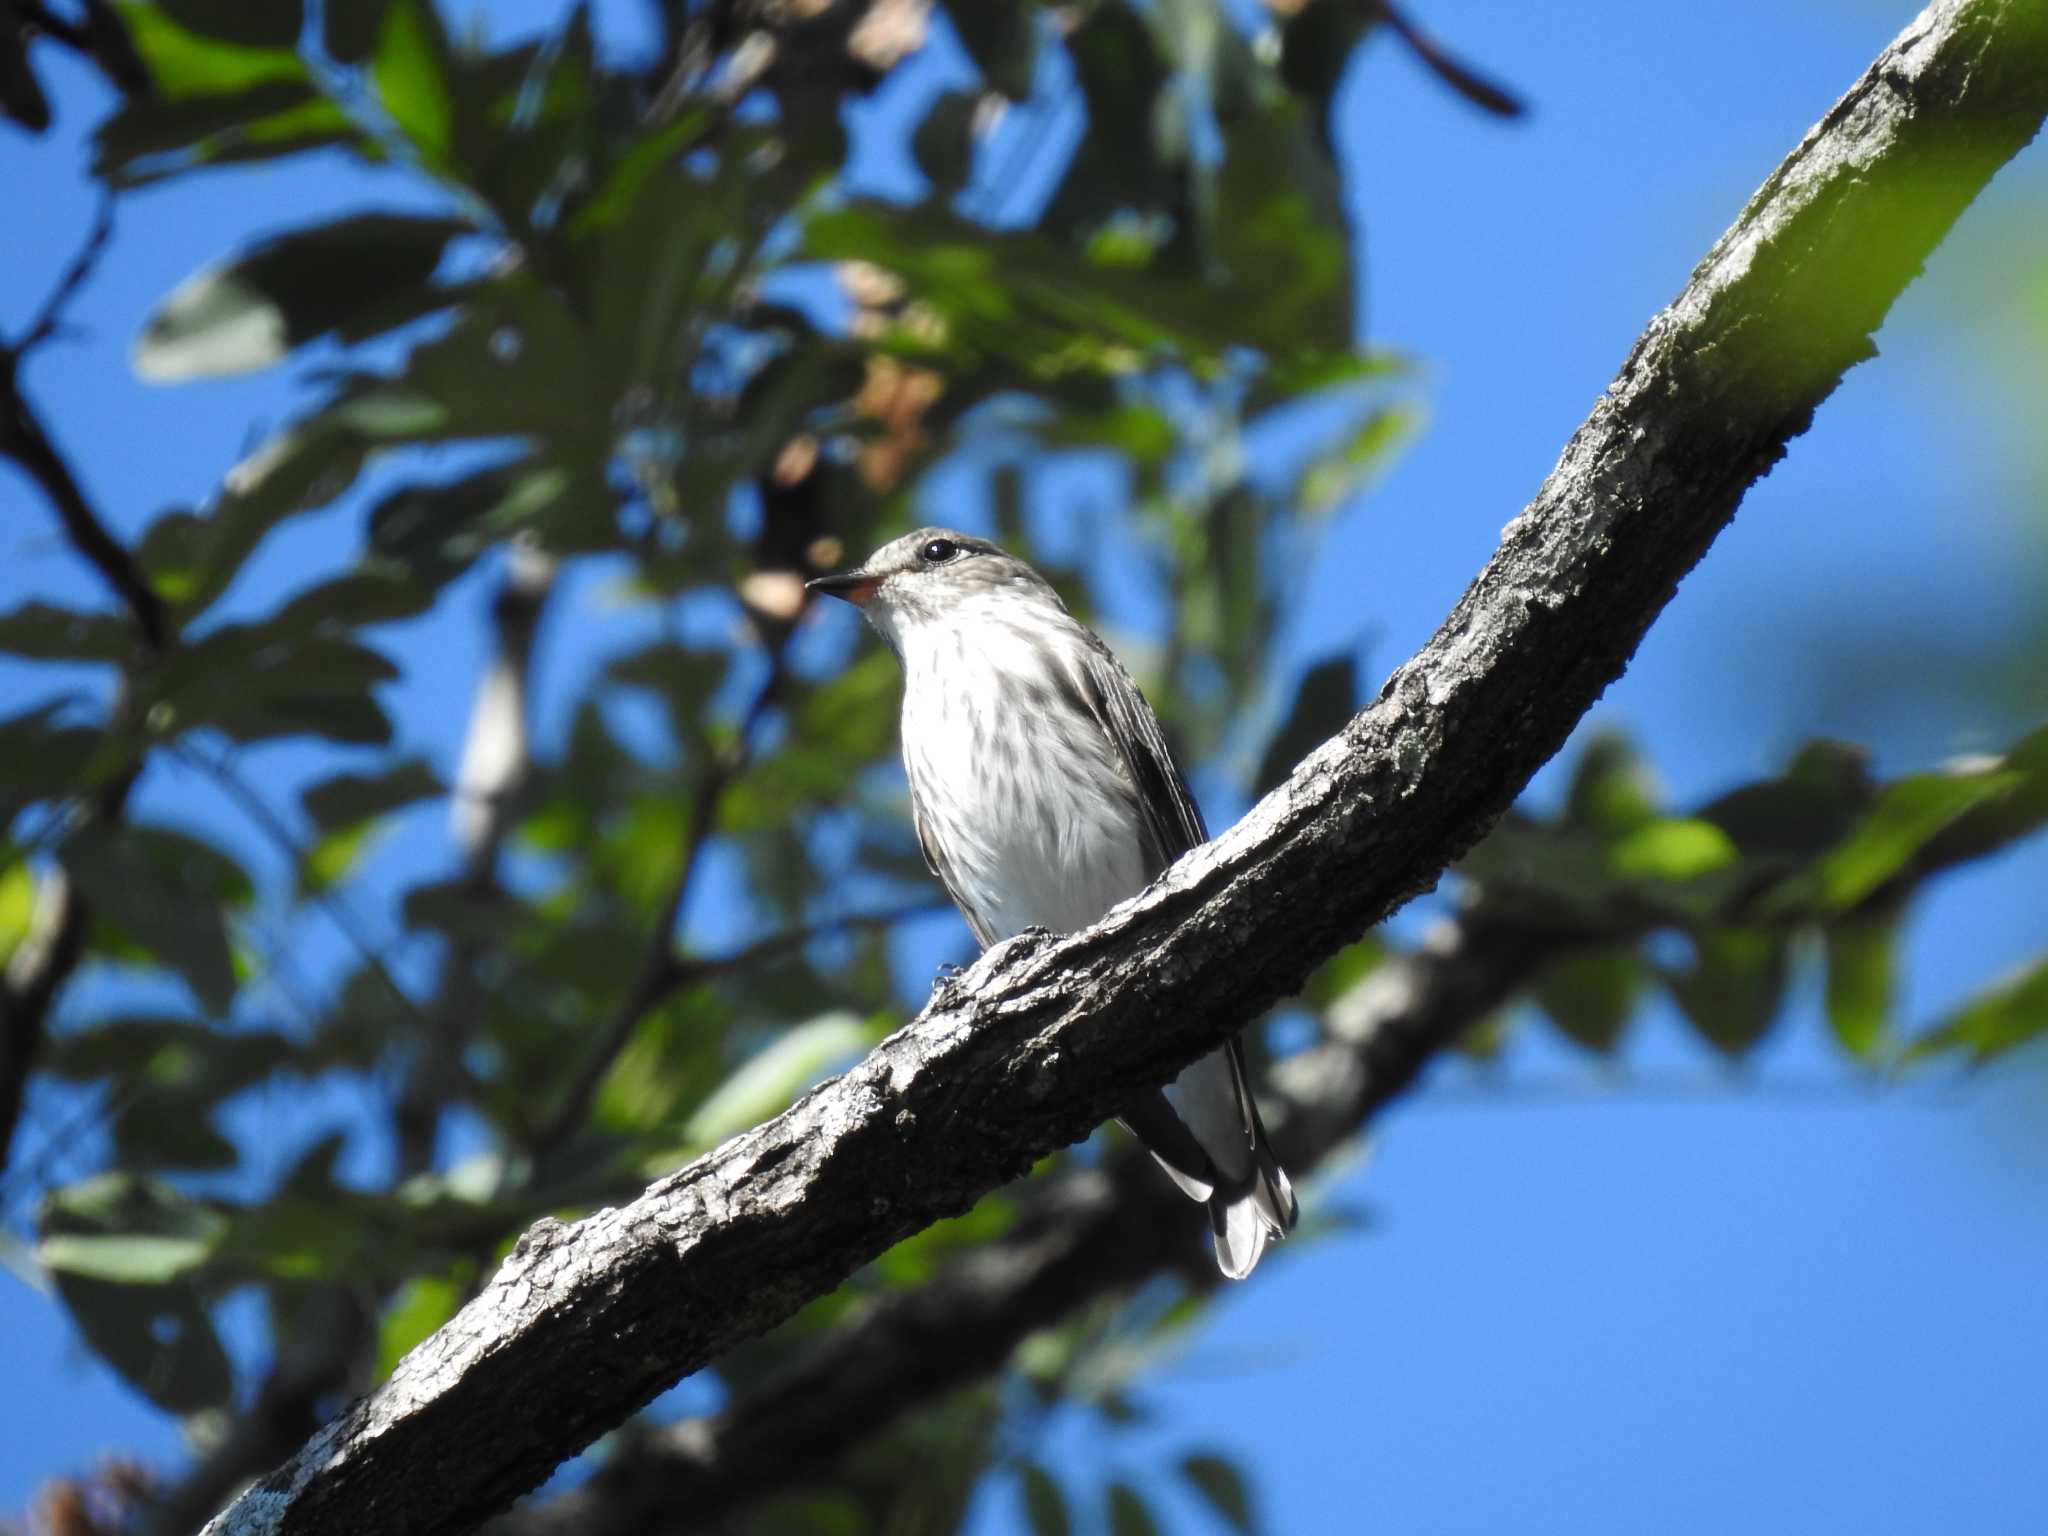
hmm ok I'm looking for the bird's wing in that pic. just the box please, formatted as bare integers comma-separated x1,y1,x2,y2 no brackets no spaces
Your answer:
1070,635,1208,869
909,781,1000,949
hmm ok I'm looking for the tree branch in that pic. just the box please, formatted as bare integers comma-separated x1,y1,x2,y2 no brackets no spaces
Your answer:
488,911,1542,1536
532,642,791,1160
199,4,2048,1533
0,198,162,1176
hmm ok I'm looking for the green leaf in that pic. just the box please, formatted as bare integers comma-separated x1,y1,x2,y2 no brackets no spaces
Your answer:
1180,1453,1256,1535
142,412,371,619
43,1015,294,1086
1909,958,2048,1064
564,109,707,237
95,78,359,184
1825,913,1899,1059
143,624,397,747
367,460,549,583
48,1271,232,1413
1905,725,2048,870
683,1012,871,1147
1703,740,1874,863
0,702,101,806
117,3,307,98
1607,818,1739,883
1665,927,1789,1058
1018,1463,1072,1536
300,817,382,895
1533,947,1643,1056
1253,653,1355,797
302,759,444,832
377,1271,464,1377
1567,733,1660,833
373,0,457,164
0,603,136,662
1107,1482,1164,1536
1801,769,2018,911
0,858,35,966
39,1182,225,1311
59,824,242,1013
1294,405,1418,516
38,1230,219,1283
40,1175,232,1413
136,212,470,380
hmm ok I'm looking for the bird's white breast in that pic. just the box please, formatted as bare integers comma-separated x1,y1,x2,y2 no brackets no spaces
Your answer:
896,597,1151,944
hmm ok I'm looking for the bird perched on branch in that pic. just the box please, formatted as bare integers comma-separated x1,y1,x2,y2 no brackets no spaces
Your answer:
808,528,1296,1276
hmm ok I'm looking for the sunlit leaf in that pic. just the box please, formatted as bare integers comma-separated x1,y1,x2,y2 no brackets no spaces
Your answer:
117,3,306,98
1566,734,1659,833
40,1173,233,1412
1295,404,1418,515
373,0,457,165
683,1012,872,1148
1909,958,2048,1064
378,1271,465,1378
1825,913,1899,1059
1606,818,1739,883
1804,769,2020,910
38,1230,219,1283
0,858,35,966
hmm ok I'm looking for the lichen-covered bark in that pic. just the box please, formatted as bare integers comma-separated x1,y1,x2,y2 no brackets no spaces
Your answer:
204,4,2048,1533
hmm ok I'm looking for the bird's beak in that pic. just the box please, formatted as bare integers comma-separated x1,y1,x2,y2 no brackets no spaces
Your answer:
805,569,882,607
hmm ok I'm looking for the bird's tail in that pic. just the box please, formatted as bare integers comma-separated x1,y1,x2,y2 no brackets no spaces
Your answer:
1208,1132,1298,1281
1124,1038,1298,1279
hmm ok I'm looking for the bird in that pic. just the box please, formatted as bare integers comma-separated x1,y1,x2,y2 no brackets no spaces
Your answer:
807,527,1296,1277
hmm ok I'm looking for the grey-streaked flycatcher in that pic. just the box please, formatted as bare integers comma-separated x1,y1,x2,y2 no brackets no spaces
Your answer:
808,527,1296,1277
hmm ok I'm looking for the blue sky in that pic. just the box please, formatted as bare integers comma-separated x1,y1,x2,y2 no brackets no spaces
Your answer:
4,2,2046,1532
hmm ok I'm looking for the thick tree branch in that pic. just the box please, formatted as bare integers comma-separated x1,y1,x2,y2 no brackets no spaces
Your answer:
201,4,2048,1533
507,706,2048,1536
490,912,1542,1536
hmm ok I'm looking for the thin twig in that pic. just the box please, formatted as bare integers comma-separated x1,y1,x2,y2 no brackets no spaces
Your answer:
17,192,116,353
1,198,165,652
0,203,164,1173
177,745,431,1036
533,644,792,1159
665,901,950,992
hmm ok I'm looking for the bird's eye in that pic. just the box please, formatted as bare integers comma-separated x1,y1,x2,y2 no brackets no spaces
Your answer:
919,538,960,565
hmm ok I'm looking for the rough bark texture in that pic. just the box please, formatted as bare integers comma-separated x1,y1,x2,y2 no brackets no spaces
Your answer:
488,914,1544,1536
203,3,2048,1533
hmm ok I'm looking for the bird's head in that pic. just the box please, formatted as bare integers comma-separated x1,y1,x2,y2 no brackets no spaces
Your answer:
805,527,1058,646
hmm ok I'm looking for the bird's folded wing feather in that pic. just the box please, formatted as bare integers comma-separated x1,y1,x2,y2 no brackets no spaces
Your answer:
1069,636,1208,870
